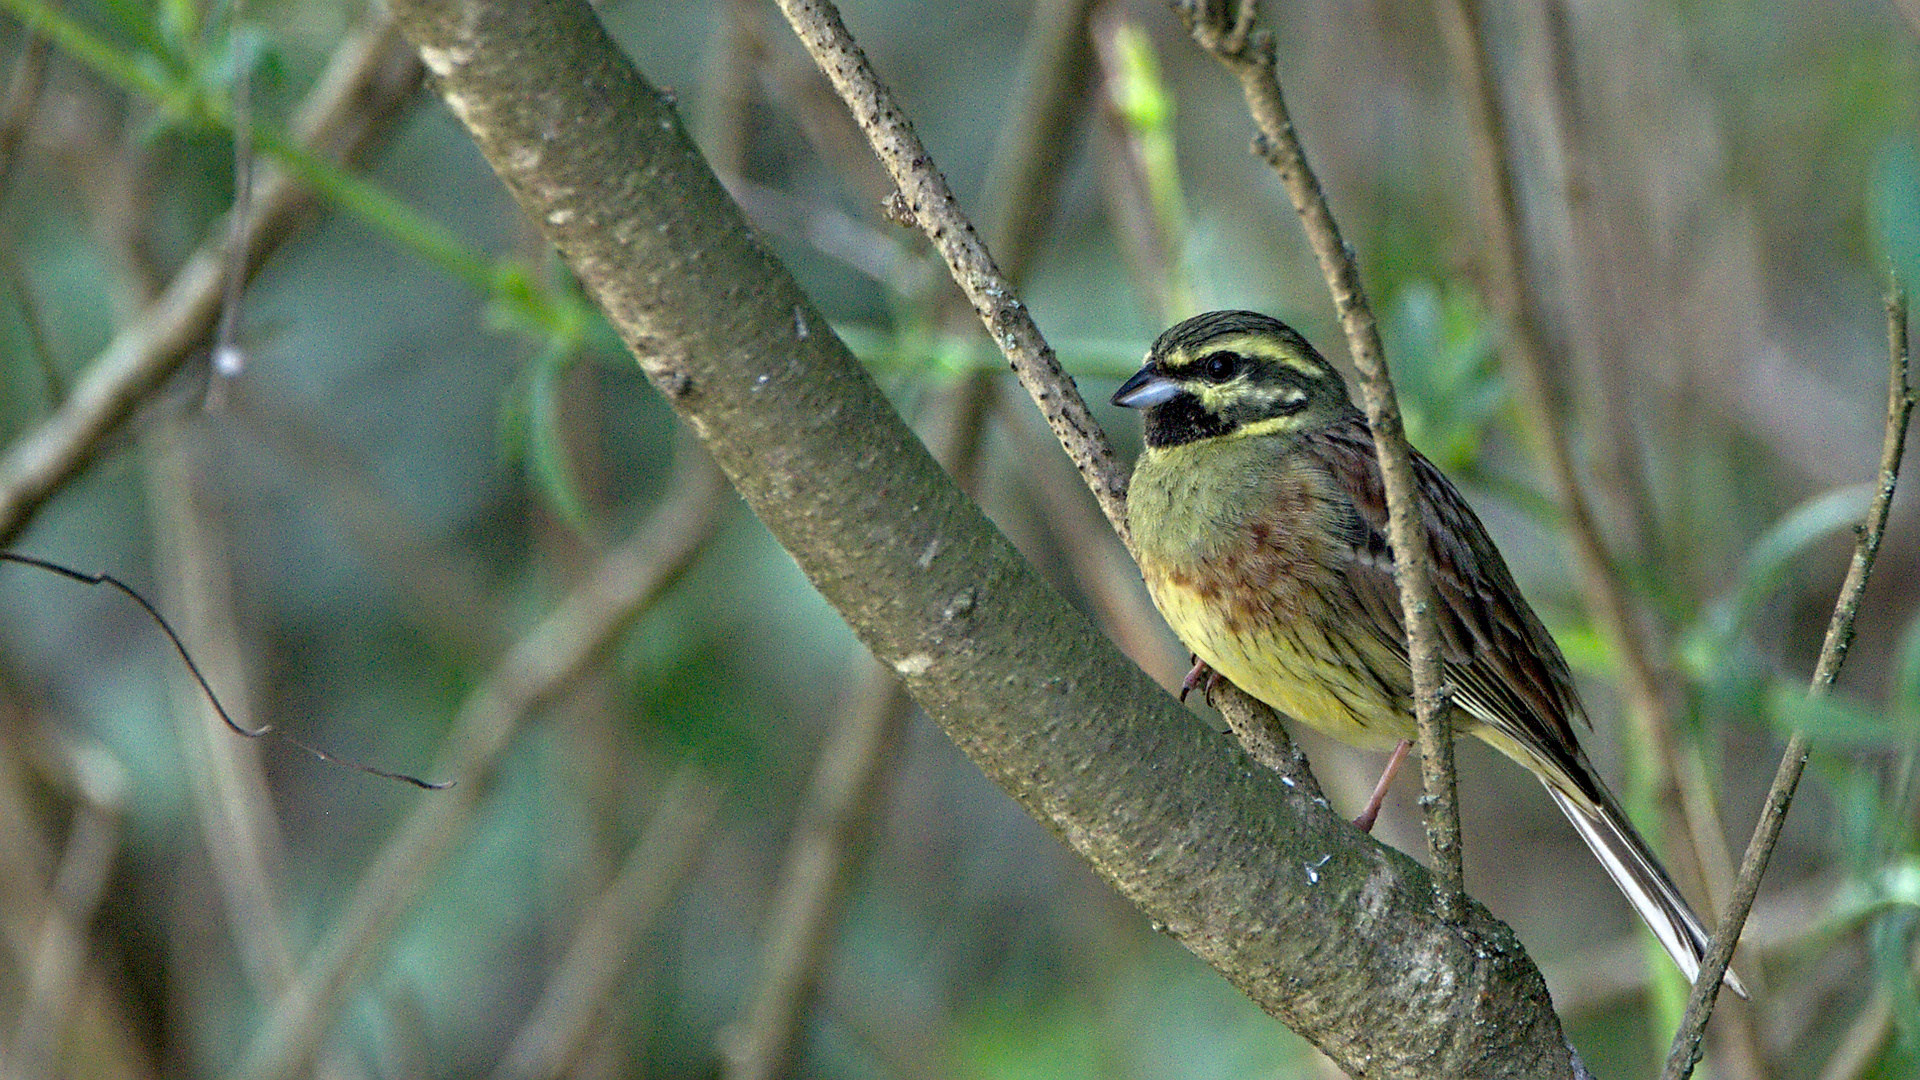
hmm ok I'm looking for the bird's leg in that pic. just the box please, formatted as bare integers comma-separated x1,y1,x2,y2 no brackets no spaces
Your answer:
1178,655,1221,703
1351,738,1412,833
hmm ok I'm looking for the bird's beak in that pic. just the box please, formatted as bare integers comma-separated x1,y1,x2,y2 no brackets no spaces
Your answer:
1111,365,1181,409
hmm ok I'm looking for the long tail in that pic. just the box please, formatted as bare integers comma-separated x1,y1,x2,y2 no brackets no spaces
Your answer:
1542,783,1749,999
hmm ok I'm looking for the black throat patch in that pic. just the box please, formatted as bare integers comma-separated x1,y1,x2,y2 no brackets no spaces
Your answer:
1144,392,1235,447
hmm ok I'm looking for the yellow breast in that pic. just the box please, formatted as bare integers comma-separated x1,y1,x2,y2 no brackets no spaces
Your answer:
1128,437,1414,751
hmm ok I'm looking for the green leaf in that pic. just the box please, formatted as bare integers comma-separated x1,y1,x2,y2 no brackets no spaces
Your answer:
1825,860,1920,937
1741,485,1872,609
157,0,201,60
1870,905,1920,1050
1683,484,1872,677
1381,281,1503,473
1872,136,1920,289
1550,619,1614,680
524,345,593,533
1767,683,1915,750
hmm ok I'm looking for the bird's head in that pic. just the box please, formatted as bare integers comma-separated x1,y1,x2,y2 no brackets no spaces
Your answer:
1111,310,1355,449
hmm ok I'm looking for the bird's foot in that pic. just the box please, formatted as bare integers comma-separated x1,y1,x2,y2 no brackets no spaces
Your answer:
1351,738,1412,834
1178,656,1223,703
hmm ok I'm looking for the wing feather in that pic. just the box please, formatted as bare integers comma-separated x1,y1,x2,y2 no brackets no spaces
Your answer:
1296,413,1598,800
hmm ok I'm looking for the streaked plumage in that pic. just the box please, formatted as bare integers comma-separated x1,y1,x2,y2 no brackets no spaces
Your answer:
1114,310,1744,996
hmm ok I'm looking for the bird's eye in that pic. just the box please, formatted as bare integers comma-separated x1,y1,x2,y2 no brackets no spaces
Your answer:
1200,351,1241,382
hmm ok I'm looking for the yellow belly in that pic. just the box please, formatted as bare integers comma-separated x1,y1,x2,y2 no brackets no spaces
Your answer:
1145,567,1415,752
1127,436,1416,752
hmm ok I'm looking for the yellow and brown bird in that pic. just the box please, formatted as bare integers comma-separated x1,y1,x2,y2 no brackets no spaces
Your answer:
1113,309,1743,995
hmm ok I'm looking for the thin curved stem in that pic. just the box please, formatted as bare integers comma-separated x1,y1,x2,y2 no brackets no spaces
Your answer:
1660,277,1913,1079
1172,0,1463,916
1432,0,1737,920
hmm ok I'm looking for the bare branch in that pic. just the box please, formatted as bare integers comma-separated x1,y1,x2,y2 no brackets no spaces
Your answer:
719,677,911,1080
144,414,296,997
0,29,48,189
495,768,720,1080
1172,0,1464,913
233,440,731,1080
11,746,125,1080
1660,277,1914,1079
771,0,1132,543
974,0,1101,290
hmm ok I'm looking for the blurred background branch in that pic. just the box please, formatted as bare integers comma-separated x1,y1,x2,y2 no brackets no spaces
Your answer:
0,10,424,542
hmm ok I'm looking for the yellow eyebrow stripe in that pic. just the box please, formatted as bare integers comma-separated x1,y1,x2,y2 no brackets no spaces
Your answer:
1168,333,1326,379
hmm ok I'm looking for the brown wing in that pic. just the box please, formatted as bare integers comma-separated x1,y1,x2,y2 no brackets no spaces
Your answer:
1298,416,1748,992
1298,412,1598,794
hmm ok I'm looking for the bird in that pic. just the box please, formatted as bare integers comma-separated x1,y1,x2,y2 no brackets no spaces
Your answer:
1112,309,1744,997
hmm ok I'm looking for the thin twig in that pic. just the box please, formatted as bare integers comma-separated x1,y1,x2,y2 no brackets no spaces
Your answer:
0,29,47,189
719,676,912,1080
1660,277,1913,1079
0,725,157,1080
770,0,1133,545
696,0,757,179
1537,0,1661,563
1173,0,1463,913
974,0,1100,292
231,437,730,1080
0,252,64,405
1432,0,1738,918
0,32,55,402
0,17,424,545
0,552,448,790
212,0,254,385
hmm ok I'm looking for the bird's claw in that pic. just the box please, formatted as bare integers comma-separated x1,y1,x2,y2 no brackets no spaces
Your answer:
1178,656,1223,703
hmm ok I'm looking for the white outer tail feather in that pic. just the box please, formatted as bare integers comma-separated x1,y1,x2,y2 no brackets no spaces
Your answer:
1543,785,1749,999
